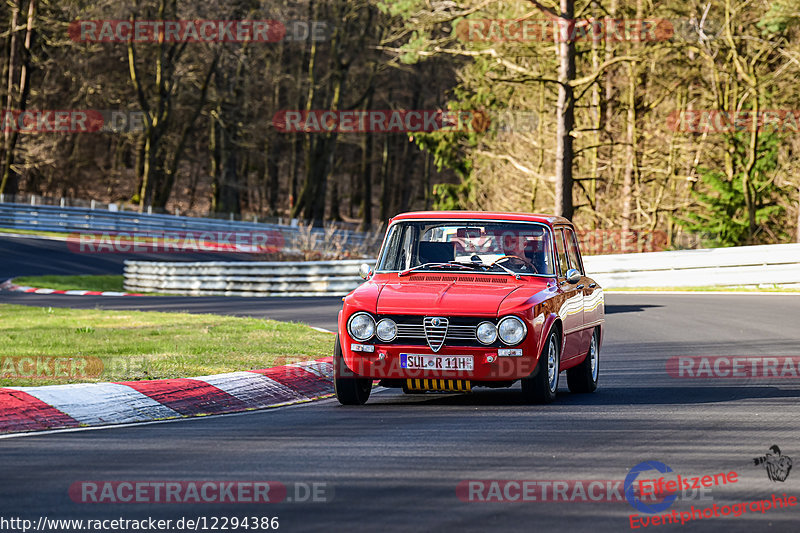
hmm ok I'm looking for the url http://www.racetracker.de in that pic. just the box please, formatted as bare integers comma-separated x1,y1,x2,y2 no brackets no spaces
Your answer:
0,515,281,532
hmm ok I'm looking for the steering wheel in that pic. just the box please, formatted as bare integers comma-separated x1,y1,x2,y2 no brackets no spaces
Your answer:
492,255,539,274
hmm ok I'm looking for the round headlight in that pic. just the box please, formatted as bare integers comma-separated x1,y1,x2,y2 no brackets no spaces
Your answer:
476,321,498,345
376,318,397,342
498,316,527,345
348,312,375,341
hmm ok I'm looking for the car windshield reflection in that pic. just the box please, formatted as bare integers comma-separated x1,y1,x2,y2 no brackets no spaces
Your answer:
378,221,555,276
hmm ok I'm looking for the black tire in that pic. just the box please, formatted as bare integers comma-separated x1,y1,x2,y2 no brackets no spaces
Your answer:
567,328,599,393
333,335,372,405
520,328,560,404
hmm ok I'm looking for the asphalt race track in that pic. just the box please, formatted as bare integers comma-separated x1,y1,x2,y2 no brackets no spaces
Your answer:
1,293,799,531
1,235,799,531
0,291,344,330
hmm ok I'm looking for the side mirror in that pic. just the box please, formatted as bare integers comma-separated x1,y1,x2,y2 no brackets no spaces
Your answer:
359,263,374,280
565,268,581,284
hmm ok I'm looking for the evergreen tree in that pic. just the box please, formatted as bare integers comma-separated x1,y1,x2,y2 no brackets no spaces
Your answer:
678,133,789,246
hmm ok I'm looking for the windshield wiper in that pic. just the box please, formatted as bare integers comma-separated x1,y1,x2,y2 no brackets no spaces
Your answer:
489,257,522,279
447,257,517,275
398,262,474,277
448,260,486,269
451,259,520,279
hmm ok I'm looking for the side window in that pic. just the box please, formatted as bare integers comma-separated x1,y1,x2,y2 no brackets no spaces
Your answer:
565,228,584,275
553,228,569,278
400,227,414,269
377,225,401,270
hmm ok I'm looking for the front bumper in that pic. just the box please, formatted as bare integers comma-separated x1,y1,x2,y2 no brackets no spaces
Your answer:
341,342,540,381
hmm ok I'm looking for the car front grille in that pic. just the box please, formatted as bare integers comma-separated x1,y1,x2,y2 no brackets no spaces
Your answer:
396,323,477,341
388,316,492,349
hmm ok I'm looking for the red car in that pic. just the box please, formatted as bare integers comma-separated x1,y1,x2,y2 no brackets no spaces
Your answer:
334,211,604,405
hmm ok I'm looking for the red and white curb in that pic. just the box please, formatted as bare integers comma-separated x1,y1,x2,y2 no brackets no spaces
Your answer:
0,279,144,297
0,357,334,434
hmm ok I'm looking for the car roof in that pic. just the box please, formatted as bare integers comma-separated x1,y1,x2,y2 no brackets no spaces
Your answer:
389,211,572,227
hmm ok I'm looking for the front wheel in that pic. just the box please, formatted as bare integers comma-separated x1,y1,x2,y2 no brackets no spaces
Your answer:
520,328,560,404
333,335,372,405
567,328,599,393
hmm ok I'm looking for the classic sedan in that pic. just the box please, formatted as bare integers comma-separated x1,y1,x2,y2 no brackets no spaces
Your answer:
333,211,604,405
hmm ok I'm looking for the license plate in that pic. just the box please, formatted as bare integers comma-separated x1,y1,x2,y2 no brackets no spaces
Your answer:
400,354,474,371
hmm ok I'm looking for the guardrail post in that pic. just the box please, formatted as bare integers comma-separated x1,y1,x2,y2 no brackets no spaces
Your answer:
90,199,96,209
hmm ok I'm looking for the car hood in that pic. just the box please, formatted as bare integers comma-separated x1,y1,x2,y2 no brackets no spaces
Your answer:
374,275,551,316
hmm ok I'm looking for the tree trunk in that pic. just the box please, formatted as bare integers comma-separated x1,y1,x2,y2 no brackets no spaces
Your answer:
0,0,29,195
554,0,575,219
620,61,636,251
797,187,800,243
359,123,373,230
379,134,391,221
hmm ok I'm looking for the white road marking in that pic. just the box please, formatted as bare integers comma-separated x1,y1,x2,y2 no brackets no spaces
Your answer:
308,326,335,334
604,290,800,295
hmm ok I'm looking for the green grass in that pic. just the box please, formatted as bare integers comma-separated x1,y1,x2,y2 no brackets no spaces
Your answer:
0,304,334,386
605,285,800,293
0,227,68,238
13,275,125,292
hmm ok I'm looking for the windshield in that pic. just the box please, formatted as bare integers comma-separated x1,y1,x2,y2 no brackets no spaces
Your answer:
376,220,555,276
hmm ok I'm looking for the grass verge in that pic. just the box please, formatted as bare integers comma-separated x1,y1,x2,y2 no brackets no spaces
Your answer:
0,227,68,238
0,304,334,386
12,275,126,292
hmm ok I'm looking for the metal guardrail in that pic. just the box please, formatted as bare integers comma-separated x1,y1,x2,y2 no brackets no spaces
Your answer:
124,260,365,297
0,202,369,251
583,243,800,288
124,243,800,297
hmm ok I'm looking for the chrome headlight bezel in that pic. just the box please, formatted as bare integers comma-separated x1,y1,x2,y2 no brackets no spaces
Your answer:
497,316,527,346
375,318,398,342
476,321,498,345
347,312,376,342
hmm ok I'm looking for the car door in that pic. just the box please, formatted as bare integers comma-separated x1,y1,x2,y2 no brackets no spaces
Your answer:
563,227,597,356
553,227,584,360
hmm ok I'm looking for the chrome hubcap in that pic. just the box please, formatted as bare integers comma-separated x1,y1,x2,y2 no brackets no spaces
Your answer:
590,334,598,381
547,338,558,392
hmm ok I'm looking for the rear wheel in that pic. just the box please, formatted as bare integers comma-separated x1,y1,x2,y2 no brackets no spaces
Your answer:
521,328,560,404
333,335,372,405
567,328,599,393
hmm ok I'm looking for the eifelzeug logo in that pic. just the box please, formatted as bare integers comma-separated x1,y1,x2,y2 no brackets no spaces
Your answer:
753,445,793,482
